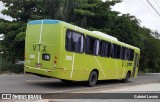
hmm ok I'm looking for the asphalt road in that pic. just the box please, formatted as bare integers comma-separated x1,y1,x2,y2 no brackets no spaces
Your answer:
0,73,160,93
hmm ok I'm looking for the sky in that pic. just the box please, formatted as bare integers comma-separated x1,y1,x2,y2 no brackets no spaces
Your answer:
0,0,160,32
111,0,160,32
0,1,12,21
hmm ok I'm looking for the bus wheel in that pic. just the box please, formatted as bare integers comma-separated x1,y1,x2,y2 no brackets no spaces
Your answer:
122,72,130,83
88,71,98,87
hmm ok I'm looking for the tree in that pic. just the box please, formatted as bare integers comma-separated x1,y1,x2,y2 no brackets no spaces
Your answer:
0,0,92,61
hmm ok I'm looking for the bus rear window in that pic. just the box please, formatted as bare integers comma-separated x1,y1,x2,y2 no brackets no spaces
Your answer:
65,29,84,53
42,53,50,61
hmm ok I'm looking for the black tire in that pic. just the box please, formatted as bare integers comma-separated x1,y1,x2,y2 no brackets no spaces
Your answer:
88,71,98,87
122,72,130,83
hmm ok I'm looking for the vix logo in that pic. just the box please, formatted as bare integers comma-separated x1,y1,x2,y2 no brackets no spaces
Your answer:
33,44,47,52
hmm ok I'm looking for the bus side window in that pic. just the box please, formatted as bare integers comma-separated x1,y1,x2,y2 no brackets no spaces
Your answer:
66,30,73,51
121,47,128,60
111,44,114,58
118,46,121,58
127,49,131,60
99,41,111,57
72,32,84,53
107,42,111,57
66,29,84,53
128,49,134,61
111,44,121,59
124,48,128,60
100,41,105,57
115,44,121,59
130,50,134,60
85,36,99,56
121,47,124,59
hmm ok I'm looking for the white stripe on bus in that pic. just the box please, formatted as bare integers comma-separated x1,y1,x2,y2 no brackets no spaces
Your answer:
122,67,126,78
70,53,75,78
38,52,40,64
37,20,43,64
122,61,126,77
39,20,43,44
95,57,106,78
115,59,119,78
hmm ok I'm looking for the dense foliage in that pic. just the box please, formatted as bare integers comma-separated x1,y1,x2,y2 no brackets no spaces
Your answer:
0,0,160,73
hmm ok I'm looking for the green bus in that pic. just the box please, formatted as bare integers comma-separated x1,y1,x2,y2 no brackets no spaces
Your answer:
25,19,140,86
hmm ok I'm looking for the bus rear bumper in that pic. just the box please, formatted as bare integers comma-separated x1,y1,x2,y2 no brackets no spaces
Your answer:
24,65,61,79
24,65,90,81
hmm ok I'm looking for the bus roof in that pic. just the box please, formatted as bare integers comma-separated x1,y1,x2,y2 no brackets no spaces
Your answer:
92,31,118,41
28,19,61,25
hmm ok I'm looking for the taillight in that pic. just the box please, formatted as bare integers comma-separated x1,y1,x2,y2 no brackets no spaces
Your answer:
54,56,58,64
54,60,57,64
